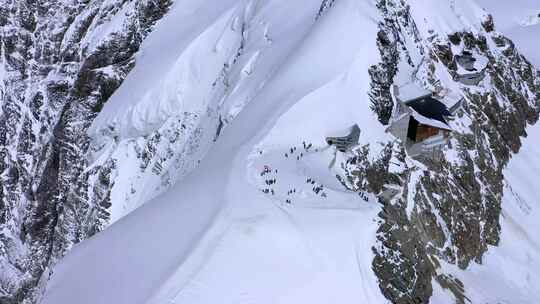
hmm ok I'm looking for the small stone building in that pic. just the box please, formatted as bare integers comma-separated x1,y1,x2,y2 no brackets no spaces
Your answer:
387,84,452,158
455,51,488,86
326,124,360,152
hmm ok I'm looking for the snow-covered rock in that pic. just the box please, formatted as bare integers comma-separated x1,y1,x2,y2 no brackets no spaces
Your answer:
0,0,171,302
476,0,540,68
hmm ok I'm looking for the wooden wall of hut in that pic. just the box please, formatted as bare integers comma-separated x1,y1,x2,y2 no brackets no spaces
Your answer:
416,125,440,142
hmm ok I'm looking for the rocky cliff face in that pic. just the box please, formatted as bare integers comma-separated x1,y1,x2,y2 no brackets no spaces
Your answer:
343,1,540,303
0,0,171,302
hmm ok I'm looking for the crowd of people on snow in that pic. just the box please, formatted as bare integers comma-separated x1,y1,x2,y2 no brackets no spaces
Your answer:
358,191,369,202
259,140,332,204
283,140,318,160
306,178,327,198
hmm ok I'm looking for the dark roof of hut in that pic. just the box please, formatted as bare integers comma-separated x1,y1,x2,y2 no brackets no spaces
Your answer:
405,96,451,125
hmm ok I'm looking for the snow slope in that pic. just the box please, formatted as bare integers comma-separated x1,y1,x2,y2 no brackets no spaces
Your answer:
88,0,391,222
40,0,540,303
42,1,390,303
476,0,540,67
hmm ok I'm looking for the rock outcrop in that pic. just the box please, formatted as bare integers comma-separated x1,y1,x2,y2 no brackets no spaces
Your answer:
0,0,171,302
343,1,540,303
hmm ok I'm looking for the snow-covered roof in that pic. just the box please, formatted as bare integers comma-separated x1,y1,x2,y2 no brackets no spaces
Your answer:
456,52,488,75
406,95,451,123
326,124,360,138
396,82,432,102
519,12,540,27
437,90,463,109
474,55,489,70
411,110,452,130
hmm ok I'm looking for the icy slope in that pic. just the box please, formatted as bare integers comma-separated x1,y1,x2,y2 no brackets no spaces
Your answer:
43,0,390,303
476,0,540,67
88,0,372,222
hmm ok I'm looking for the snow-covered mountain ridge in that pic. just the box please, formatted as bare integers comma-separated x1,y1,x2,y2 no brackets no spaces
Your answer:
0,0,538,303
0,0,172,302
476,0,540,68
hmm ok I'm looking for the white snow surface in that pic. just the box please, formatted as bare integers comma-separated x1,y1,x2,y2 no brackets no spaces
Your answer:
41,1,540,304
407,0,485,37
395,81,431,102
89,0,488,141
44,1,391,303
476,0,540,68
